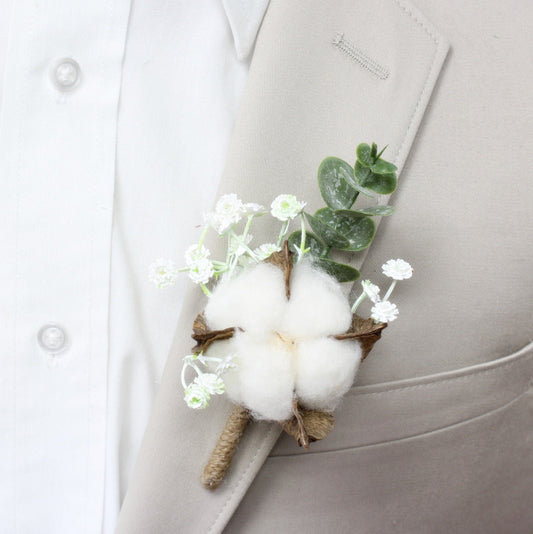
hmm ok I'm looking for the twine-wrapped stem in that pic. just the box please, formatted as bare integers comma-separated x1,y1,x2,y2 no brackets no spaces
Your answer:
201,405,251,490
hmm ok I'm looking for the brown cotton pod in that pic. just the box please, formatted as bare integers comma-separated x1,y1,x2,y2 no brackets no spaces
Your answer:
334,315,387,361
191,311,236,354
280,401,335,449
264,240,293,299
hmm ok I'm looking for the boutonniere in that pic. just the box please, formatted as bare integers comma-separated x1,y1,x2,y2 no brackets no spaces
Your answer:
150,143,413,489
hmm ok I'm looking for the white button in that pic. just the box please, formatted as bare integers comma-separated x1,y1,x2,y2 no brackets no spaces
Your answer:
51,58,81,92
37,324,68,354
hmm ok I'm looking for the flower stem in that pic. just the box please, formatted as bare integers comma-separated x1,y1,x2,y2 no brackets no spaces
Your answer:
200,283,212,297
351,292,367,314
197,224,210,248
383,280,397,301
297,214,310,263
276,220,290,247
180,363,189,389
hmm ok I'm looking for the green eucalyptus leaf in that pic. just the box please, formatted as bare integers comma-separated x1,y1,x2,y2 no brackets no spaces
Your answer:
362,172,397,194
314,208,376,251
312,258,360,283
335,205,395,217
354,160,371,184
370,143,378,160
304,212,350,249
371,159,397,175
318,157,359,210
287,231,329,258
356,143,372,167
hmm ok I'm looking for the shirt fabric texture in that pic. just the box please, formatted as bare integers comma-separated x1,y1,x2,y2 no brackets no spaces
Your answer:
0,1,268,531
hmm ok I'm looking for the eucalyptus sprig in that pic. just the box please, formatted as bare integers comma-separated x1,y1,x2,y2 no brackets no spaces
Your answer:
288,142,397,283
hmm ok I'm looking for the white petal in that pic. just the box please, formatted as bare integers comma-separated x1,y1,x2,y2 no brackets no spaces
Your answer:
294,338,362,411
204,263,287,334
282,262,352,339
231,331,294,421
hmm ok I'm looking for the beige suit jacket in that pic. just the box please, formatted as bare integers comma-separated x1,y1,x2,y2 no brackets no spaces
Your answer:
116,0,533,532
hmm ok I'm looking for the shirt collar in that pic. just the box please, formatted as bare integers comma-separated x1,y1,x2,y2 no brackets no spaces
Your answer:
222,0,270,60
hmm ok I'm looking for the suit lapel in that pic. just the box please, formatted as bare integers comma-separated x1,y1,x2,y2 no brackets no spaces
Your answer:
116,1,448,532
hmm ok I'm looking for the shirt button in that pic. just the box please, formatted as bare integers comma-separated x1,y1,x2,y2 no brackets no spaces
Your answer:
37,324,68,354
51,57,81,92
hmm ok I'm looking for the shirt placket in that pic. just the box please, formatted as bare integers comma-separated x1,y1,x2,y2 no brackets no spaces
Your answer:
0,0,132,531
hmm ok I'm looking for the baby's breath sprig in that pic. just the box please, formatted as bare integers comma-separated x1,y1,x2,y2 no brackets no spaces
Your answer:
181,352,236,409
351,259,413,322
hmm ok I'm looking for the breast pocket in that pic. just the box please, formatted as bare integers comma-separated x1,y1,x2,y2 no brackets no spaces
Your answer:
226,342,533,534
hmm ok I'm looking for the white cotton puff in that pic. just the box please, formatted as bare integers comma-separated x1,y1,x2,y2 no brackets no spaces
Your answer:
281,263,352,340
231,330,295,421
204,263,287,334
294,337,362,411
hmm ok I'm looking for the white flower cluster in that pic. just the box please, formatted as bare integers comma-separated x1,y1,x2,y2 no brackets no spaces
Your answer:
148,258,179,289
182,353,236,409
205,194,265,235
354,259,413,323
382,259,413,280
185,244,214,285
203,262,361,421
270,194,306,221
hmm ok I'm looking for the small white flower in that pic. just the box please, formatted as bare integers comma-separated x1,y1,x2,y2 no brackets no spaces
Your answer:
216,354,237,374
216,193,245,218
188,258,214,285
244,202,266,215
195,373,225,395
254,243,281,261
229,233,253,257
270,194,306,221
148,258,179,289
382,259,413,280
185,244,210,267
184,383,211,409
206,194,246,234
361,280,381,303
371,300,399,323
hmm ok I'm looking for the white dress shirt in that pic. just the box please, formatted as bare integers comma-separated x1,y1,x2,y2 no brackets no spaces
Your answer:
0,1,269,532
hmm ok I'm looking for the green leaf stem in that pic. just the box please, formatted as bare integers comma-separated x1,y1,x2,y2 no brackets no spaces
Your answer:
288,231,328,258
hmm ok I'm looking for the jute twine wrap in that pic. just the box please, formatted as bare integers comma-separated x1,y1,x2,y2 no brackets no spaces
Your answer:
201,405,251,490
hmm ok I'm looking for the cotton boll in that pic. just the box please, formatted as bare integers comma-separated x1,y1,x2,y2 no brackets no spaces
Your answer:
282,263,352,339
295,337,362,411
204,263,287,333
231,330,295,421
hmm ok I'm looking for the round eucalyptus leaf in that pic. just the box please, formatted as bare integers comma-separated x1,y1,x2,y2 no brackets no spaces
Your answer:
304,212,350,249
318,157,359,210
312,258,360,283
356,143,372,167
335,205,395,217
315,208,376,251
362,171,397,194
287,231,329,258
371,159,397,175
354,160,371,184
